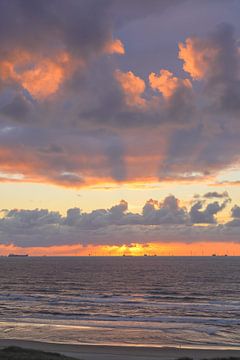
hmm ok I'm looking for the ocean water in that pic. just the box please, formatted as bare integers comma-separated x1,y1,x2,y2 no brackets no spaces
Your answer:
0,256,239,349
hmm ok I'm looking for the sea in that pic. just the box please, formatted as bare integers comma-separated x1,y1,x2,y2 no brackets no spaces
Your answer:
0,256,239,349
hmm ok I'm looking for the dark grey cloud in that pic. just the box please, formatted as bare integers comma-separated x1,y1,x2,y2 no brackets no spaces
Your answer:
65,207,81,226
0,0,183,70
0,95,31,122
231,205,240,219
104,134,126,181
142,196,188,225
159,121,240,180
204,24,240,114
190,199,229,224
0,0,111,59
0,195,237,247
5,208,61,227
226,205,240,227
160,82,195,126
180,23,240,116
203,191,229,199
39,144,64,154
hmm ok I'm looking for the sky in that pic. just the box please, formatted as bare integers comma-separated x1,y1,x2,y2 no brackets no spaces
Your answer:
0,0,240,256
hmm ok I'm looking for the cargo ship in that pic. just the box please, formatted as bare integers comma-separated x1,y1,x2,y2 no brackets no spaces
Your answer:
8,254,29,257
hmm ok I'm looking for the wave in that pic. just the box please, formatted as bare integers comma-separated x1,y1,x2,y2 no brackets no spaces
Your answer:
14,310,240,327
1,293,240,316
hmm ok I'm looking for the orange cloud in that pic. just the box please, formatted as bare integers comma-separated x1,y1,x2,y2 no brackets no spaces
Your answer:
0,50,81,100
115,70,146,107
0,40,124,100
104,39,125,55
0,61,15,81
149,69,192,98
21,59,66,99
178,38,219,80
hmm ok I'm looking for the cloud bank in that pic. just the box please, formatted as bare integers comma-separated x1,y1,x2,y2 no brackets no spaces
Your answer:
0,194,239,248
0,1,239,187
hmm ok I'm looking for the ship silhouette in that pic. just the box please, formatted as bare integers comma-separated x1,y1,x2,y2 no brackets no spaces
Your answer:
8,253,29,257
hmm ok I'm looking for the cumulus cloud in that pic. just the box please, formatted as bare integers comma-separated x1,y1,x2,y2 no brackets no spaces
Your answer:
231,205,240,219
0,51,73,100
142,196,188,225
5,208,61,226
190,199,229,224
149,69,192,99
226,205,240,227
115,70,146,108
0,195,238,248
104,39,125,55
179,37,216,80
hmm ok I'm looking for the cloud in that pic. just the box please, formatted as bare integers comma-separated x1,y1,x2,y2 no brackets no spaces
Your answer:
5,208,61,227
0,0,112,58
0,0,180,102
0,0,128,101
179,37,217,80
0,50,73,100
190,199,229,224
0,195,238,248
231,205,240,219
0,127,129,185
142,196,188,225
226,205,240,227
179,23,240,114
1,2,240,251
65,207,81,226
115,70,146,108
104,39,125,55
0,1,239,189
149,69,192,99
0,95,31,121
203,191,229,199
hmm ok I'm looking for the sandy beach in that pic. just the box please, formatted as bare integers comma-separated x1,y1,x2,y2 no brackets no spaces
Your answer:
0,339,240,360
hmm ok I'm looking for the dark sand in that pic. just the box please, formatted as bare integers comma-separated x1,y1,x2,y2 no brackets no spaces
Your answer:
1,339,240,360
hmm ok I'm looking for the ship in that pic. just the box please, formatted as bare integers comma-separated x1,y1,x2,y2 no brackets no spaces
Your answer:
8,254,29,257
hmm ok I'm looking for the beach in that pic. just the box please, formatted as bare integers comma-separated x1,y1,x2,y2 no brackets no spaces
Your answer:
1,340,240,360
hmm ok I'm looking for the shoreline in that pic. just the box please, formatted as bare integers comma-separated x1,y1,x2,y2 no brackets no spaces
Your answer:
1,339,240,360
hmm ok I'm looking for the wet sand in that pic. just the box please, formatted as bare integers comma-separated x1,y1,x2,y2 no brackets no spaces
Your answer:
1,339,240,360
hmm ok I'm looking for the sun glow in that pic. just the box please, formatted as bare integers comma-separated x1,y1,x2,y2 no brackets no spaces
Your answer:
0,242,239,257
